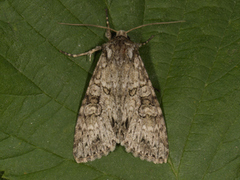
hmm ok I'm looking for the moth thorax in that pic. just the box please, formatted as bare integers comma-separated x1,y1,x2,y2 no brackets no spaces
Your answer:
116,30,128,38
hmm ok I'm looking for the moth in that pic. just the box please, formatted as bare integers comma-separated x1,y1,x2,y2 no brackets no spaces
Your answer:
60,10,183,164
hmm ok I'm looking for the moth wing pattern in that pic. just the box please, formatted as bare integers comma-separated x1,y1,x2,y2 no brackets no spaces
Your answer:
120,52,169,164
62,9,172,164
72,37,168,164
73,54,117,163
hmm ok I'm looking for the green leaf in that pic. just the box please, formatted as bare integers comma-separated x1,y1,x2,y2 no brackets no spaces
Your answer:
0,0,240,180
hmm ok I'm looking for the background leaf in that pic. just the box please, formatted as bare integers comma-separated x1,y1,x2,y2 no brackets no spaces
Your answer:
0,0,240,180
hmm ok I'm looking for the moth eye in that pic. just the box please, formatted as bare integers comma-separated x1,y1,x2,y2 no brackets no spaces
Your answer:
111,32,116,37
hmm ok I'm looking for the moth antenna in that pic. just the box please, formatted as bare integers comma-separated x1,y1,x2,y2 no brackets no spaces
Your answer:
59,22,117,33
105,9,112,40
126,20,185,33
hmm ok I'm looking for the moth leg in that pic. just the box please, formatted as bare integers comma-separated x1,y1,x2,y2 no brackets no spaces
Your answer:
60,46,102,61
138,35,155,47
105,9,111,40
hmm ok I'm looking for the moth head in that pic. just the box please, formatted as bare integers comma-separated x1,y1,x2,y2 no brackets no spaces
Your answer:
116,30,128,38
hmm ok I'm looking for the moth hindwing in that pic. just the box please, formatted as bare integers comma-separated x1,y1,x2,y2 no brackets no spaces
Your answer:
60,10,183,164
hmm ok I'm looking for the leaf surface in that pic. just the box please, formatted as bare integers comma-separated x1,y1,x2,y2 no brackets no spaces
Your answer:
0,0,239,180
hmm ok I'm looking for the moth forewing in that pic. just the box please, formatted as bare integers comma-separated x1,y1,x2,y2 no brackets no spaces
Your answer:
60,10,184,164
